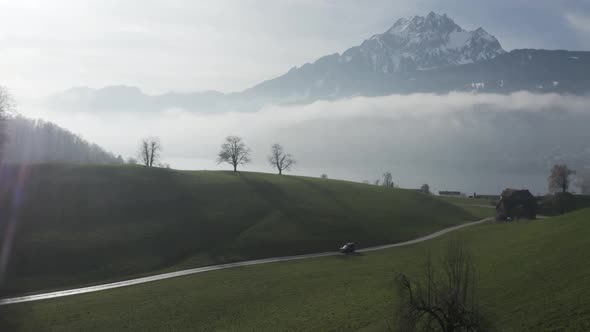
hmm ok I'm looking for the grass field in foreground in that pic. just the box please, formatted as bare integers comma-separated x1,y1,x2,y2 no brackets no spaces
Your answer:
0,164,474,295
2,209,588,331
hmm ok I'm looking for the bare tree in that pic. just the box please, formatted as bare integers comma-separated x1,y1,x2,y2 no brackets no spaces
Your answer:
395,238,491,332
217,136,251,172
268,143,296,175
138,137,162,167
421,184,431,194
382,172,394,187
548,164,575,193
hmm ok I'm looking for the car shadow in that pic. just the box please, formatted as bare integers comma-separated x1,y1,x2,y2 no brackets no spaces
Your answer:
336,252,365,258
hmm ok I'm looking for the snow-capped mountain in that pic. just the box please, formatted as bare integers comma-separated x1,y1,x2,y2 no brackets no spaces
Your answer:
343,12,505,73
245,12,507,100
41,12,590,112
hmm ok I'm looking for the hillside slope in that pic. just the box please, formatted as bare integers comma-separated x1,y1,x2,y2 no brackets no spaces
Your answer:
3,116,121,164
0,164,473,295
3,209,587,331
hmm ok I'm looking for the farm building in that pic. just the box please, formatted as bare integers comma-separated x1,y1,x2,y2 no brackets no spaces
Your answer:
496,188,537,221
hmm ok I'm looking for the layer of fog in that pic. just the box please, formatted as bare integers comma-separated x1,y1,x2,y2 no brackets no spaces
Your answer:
20,92,590,195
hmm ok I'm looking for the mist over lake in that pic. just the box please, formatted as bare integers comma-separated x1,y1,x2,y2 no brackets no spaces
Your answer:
19,91,590,195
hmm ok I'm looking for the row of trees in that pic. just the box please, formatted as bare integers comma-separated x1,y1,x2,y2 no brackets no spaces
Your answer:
134,136,440,194
136,135,296,175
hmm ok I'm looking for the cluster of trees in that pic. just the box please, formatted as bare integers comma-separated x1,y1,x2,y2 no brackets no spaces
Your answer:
2,115,122,164
0,87,121,165
371,172,395,187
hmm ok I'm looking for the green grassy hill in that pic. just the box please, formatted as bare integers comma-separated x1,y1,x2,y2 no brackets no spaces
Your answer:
437,195,496,219
3,208,588,331
0,164,474,295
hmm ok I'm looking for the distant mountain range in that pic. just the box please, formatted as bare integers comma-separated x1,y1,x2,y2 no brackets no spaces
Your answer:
39,12,590,112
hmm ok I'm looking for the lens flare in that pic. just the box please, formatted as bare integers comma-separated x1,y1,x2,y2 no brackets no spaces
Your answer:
0,164,29,287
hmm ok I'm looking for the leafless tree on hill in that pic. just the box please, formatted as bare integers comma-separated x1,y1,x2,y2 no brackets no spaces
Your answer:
217,136,251,172
268,143,296,175
382,172,394,187
139,136,162,167
548,164,575,193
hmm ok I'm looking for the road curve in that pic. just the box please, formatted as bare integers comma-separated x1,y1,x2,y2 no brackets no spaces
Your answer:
0,218,490,306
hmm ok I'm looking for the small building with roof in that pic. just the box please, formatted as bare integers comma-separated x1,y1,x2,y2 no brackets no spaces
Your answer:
496,188,537,221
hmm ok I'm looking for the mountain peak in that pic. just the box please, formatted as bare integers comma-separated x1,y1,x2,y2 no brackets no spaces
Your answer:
245,12,541,103
356,12,505,72
388,12,457,36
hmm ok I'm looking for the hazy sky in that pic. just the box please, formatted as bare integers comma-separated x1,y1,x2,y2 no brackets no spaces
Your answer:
1,0,589,98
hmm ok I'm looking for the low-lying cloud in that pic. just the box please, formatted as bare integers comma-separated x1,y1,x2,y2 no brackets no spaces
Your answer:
19,92,590,194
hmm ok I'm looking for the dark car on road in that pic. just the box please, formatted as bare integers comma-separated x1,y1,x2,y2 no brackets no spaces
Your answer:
339,242,356,254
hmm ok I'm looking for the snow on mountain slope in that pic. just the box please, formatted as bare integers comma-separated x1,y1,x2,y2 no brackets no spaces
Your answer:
40,13,590,111
246,12,506,100
345,12,505,73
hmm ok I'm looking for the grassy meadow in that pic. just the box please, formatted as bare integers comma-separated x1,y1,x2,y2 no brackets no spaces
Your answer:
0,164,475,295
1,208,588,331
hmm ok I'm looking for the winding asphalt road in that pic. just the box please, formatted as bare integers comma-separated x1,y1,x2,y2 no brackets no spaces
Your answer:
0,218,490,306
